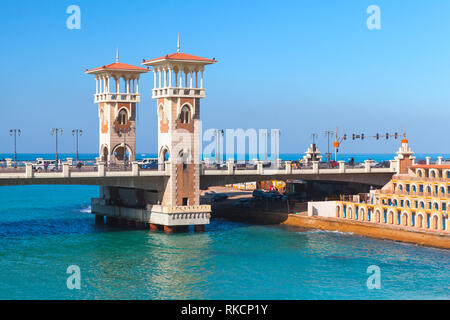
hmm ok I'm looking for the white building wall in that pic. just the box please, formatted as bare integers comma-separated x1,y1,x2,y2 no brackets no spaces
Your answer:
308,201,338,217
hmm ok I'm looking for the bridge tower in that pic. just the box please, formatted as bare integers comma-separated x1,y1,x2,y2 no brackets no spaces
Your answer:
85,52,148,165
141,43,216,232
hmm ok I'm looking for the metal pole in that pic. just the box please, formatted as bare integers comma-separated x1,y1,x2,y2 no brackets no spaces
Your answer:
123,130,126,170
13,131,17,168
56,131,58,170
76,131,79,163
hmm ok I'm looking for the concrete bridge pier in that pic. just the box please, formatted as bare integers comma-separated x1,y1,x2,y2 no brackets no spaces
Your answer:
91,186,211,233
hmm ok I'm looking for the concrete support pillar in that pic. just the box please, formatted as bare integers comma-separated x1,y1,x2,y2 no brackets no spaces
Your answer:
95,215,104,225
25,163,33,178
338,161,345,173
132,162,139,176
312,161,319,173
285,161,292,174
119,218,128,226
426,157,431,165
127,220,135,227
62,163,70,177
364,160,371,173
194,225,205,233
135,221,146,229
106,217,118,225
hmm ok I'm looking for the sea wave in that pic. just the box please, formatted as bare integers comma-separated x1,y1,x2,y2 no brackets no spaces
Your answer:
301,229,354,236
79,206,91,213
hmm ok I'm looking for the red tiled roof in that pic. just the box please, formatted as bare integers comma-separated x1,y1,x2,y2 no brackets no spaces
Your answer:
142,52,216,64
85,62,148,73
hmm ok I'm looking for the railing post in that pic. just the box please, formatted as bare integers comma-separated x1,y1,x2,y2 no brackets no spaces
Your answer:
338,161,345,173
426,157,430,165
312,161,319,173
5,158,12,168
98,162,105,176
257,161,263,175
364,160,371,173
165,161,172,175
285,161,292,174
132,162,139,176
62,163,70,177
227,160,234,175
276,158,282,169
437,156,443,165
25,163,33,178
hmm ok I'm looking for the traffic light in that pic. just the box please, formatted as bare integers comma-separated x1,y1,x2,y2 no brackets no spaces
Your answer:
394,132,398,139
352,134,355,140
386,133,389,139
361,133,365,140
376,133,379,140
343,134,347,140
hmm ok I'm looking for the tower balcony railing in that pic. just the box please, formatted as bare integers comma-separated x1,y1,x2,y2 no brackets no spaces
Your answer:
94,93,141,103
152,87,205,99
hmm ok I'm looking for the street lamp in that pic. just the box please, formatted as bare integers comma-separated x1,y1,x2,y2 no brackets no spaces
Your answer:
9,129,21,168
50,128,63,170
72,129,83,163
324,130,334,163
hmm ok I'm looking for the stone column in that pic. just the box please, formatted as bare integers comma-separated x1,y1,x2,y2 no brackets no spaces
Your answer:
364,160,371,173
426,157,430,165
257,161,264,175
132,162,139,176
312,161,319,173
338,161,345,173
25,163,33,178
62,163,70,177
98,162,105,176
438,156,443,165
285,161,292,174
227,159,234,174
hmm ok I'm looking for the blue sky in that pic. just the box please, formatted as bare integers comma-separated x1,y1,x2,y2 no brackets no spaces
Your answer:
1,0,450,155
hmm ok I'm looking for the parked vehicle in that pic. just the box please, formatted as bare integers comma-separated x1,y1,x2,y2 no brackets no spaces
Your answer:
233,198,255,208
138,158,158,169
33,159,58,172
211,193,228,202
252,189,267,200
329,160,339,168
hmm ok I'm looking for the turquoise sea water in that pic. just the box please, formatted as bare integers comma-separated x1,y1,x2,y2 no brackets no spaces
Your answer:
0,183,449,300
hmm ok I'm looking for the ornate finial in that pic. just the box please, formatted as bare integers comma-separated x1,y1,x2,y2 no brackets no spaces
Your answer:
177,33,180,53
116,47,119,63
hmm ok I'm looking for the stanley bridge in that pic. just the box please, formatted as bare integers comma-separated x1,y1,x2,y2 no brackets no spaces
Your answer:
0,44,411,233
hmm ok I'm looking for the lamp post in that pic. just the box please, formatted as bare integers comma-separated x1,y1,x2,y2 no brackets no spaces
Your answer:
50,128,63,170
9,129,21,168
324,130,334,164
72,129,83,164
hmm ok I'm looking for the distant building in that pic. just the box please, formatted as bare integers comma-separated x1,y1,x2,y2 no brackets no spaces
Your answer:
334,140,449,233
